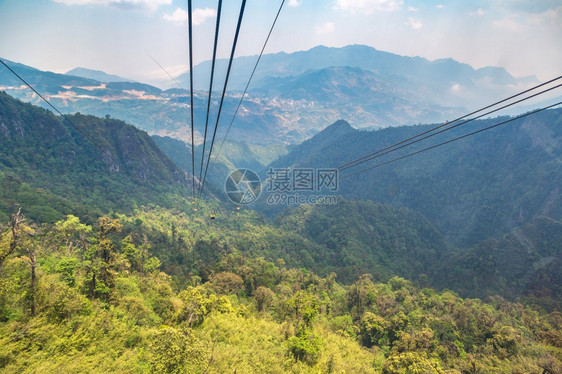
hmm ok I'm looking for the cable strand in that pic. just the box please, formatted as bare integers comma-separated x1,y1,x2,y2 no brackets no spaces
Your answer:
0,58,108,155
209,0,286,170
340,82,562,171
198,0,247,199
341,101,562,180
338,75,562,170
198,0,223,194
187,0,196,200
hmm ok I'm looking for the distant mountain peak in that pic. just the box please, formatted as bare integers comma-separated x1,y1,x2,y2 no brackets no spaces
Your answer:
300,119,355,151
65,67,132,83
323,119,354,134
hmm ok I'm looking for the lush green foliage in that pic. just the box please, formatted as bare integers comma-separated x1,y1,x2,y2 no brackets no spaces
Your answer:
277,200,448,282
1,91,561,373
435,216,562,310
0,212,560,373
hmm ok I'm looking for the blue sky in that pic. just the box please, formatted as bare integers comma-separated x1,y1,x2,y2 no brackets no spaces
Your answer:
0,0,560,87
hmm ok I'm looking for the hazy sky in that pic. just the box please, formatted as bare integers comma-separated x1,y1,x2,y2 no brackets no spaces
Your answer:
0,0,560,87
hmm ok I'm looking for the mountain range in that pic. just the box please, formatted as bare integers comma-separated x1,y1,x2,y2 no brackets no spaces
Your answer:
182,44,539,110
65,67,132,83
1,45,545,146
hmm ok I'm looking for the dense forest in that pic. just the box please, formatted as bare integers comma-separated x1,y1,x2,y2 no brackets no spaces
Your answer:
1,208,561,373
1,92,561,372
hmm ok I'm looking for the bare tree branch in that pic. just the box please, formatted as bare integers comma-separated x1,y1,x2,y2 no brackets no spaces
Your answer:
0,206,26,275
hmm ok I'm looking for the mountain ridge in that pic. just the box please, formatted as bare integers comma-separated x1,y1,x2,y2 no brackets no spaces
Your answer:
265,108,562,245
0,45,543,146
65,67,132,83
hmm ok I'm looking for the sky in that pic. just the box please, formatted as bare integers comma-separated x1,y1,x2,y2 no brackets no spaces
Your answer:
0,0,560,88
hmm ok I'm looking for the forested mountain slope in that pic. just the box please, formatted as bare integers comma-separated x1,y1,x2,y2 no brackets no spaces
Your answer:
277,200,448,282
0,92,452,291
270,108,562,246
275,201,562,310
436,216,562,308
0,92,189,223
2,92,560,309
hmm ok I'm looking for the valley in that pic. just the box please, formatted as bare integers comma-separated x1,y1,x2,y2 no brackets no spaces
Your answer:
0,9,560,370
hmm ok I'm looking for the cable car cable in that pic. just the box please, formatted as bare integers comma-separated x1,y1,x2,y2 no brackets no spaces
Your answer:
339,82,562,172
187,0,196,200
338,75,562,171
0,58,109,156
145,51,187,92
209,0,286,169
199,0,247,199
198,0,223,195
345,56,412,132
340,101,562,180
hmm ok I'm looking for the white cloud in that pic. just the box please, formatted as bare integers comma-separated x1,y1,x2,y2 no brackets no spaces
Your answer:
451,83,462,93
528,6,562,25
436,4,444,9
334,0,403,14
469,8,486,16
491,6,560,33
53,0,171,12
491,5,561,31
288,0,302,7
315,21,335,34
494,0,561,14
163,7,216,25
492,17,520,31
163,7,186,22
193,8,216,26
408,5,418,11
405,16,422,29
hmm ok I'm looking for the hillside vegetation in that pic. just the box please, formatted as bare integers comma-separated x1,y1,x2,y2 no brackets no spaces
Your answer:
0,209,560,373
0,91,189,223
0,92,560,372
270,109,562,246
